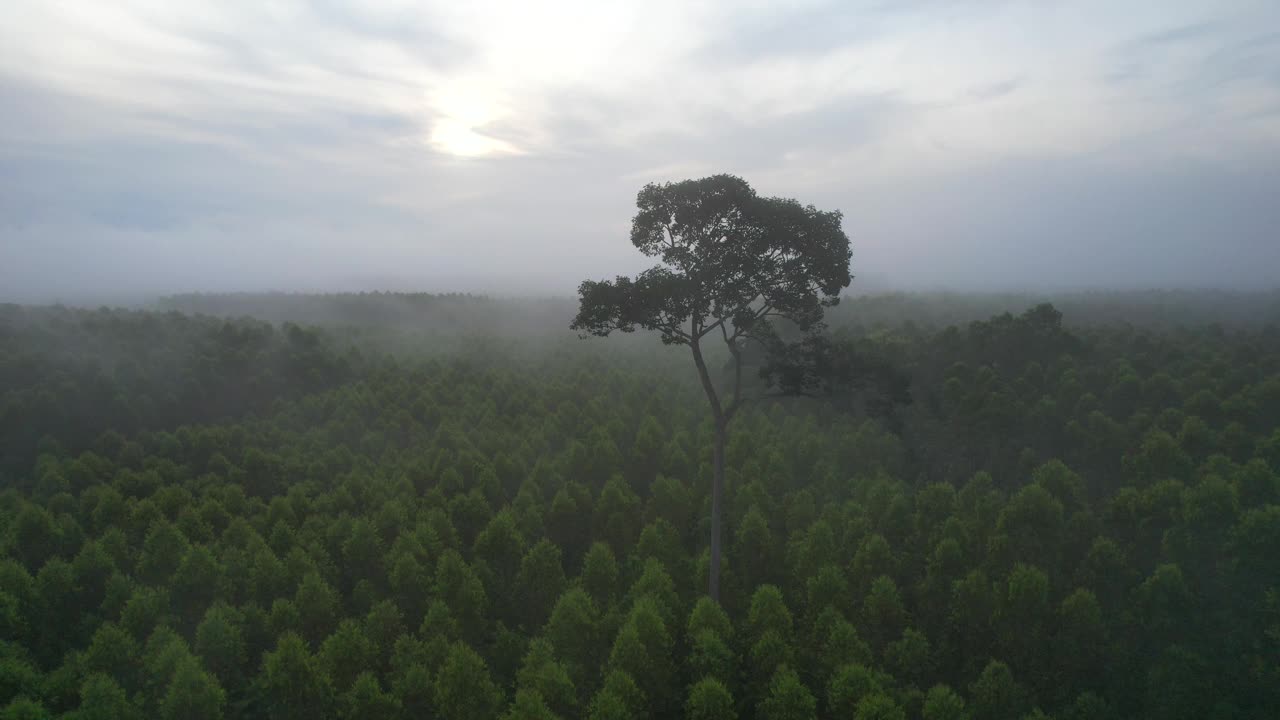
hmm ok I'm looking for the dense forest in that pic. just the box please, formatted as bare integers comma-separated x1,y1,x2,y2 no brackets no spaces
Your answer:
2,292,1278,719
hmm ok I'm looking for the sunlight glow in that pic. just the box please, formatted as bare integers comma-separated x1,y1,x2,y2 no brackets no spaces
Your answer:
429,86,520,157
430,119,519,157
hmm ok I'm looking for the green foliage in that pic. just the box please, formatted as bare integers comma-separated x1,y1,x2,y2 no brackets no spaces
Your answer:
580,542,619,607
861,576,906,651
607,598,676,715
0,697,46,720
435,550,488,642
884,627,931,687
293,572,339,647
259,632,333,720
435,642,503,720
598,669,645,716
828,663,891,717
855,692,906,720
71,673,141,720
159,657,226,720
340,672,400,720
503,688,562,720
2,295,1278,717
747,585,793,643
970,660,1025,720
318,619,378,691
391,662,433,718
194,603,245,685
626,558,680,625
806,607,871,681
687,677,737,720
82,622,141,690
689,628,737,686
545,587,601,688
758,665,817,720
517,639,577,717
923,684,968,720
688,596,734,640
587,689,636,720
517,539,567,630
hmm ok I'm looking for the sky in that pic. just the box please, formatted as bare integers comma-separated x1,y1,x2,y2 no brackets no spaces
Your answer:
1,0,1279,302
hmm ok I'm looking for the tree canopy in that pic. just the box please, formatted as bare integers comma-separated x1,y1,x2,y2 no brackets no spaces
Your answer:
0,292,1278,718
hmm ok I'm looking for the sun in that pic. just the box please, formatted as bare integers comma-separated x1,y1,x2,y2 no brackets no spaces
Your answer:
430,119,519,158
429,87,521,158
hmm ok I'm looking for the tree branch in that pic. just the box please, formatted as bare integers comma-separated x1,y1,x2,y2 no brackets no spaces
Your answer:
698,315,728,340
697,295,769,341
725,339,744,422
729,303,774,342
662,324,692,342
690,337,724,423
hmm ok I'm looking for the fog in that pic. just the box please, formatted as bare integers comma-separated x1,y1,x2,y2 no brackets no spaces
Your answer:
2,0,1279,304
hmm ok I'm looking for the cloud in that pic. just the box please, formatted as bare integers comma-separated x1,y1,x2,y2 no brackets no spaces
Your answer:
966,79,1022,102
1,0,1279,302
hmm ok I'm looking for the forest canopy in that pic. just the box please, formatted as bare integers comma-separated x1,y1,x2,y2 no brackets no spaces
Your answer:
1,291,1278,719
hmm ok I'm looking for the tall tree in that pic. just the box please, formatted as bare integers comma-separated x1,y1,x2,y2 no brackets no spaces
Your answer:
572,174,851,602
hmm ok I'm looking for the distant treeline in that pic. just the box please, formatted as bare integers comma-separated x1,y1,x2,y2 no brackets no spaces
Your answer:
0,304,358,484
155,293,578,339
833,289,1280,331
156,289,1280,335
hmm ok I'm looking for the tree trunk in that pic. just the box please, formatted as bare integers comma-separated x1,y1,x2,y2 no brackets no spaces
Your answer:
709,419,727,603
689,336,730,604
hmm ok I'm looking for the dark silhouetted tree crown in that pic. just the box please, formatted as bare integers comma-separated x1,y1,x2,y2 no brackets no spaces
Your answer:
571,174,851,347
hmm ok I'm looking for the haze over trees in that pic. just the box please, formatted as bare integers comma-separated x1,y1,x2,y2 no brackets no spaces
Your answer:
2,283,1278,719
